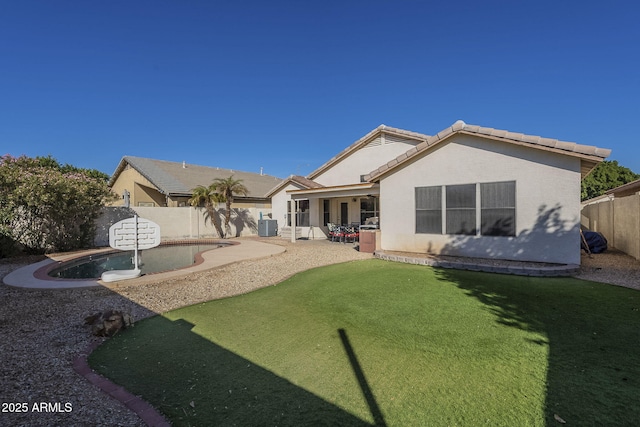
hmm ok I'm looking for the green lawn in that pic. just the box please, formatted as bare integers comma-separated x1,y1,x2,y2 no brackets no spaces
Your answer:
89,259,640,426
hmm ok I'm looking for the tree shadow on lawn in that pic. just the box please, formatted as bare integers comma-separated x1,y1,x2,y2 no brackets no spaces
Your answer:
90,316,375,426
434,267,640,426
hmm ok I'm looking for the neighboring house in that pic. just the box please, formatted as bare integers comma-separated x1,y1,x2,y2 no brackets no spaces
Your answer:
604,178,640,198
269,120,611,265
109,156,282,209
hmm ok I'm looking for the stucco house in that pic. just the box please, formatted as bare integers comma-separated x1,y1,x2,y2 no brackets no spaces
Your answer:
109,156,282,209
268,120,611,265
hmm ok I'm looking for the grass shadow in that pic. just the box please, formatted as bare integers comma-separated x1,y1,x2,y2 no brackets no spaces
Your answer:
339,328,387,427
434,267,640,426
90,316,373,426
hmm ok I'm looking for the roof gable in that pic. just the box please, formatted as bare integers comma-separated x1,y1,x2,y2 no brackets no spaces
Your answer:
307,125,430,180
364,121,611,181
266,175,323,197
109,156,283,198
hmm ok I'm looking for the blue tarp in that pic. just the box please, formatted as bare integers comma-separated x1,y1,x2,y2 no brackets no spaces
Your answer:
581,231,608,254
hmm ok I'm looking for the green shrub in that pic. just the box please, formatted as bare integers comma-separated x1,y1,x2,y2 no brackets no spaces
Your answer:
0,155,117,254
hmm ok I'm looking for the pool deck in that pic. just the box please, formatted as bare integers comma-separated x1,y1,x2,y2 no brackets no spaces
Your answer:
3,240,286,289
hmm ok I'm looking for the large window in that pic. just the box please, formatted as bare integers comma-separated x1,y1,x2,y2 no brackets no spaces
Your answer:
416,186,442,233
415,181,516,237
446,184,476,235
481,181,516,236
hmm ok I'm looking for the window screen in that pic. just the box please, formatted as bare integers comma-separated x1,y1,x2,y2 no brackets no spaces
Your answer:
297,199,310,227
416,186,442,233
287,200,310,227
481,181,515,236
360,197,378,225
446,184,476,235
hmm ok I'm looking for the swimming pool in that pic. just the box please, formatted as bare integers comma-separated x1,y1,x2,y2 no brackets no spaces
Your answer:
48,243,230,279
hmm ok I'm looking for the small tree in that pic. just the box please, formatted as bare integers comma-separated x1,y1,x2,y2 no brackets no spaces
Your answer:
211,176,249,238
189,184,225,238
581,160,640,201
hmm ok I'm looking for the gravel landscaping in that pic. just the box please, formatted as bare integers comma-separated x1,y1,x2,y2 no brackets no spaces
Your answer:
0,237,637,426
575,248,640,291
0,238,370,426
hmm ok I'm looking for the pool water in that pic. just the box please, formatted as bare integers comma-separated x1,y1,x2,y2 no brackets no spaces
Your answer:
48,244,228,279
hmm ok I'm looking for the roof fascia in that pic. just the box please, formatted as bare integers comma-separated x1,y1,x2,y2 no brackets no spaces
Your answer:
115,156,168,195
457,131,608,164
107,157,129,187
366,125,610,182
365,132,458,182
288,184,379,199
307,126,384,180
605,178,640,195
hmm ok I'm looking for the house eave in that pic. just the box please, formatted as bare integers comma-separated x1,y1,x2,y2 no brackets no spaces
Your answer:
365,122,611,182
287,182,379,199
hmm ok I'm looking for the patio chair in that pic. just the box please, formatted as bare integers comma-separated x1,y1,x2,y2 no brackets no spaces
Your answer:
327,223,340,242
343,226,359,243
332,225,345,242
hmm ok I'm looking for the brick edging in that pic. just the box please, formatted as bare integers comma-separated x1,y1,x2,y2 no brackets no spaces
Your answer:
374,251,580,277
73,340,171,427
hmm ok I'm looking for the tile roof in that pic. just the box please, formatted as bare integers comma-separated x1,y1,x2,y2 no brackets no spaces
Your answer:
290,175,324,189
109,156,283,198
307,125,430,180
364,120,611,181
265,175,323,197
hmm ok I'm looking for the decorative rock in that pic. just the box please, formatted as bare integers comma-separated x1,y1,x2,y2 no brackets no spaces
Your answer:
85,310,134,337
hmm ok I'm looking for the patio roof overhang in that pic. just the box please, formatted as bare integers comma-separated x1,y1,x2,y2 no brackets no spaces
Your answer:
287,182,379,199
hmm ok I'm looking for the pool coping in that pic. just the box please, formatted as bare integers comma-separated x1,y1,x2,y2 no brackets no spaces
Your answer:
3,239,286,289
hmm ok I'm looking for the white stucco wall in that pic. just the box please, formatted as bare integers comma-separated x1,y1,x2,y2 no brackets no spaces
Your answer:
379,134,582,265
313,139,418,186
271,183,301,231
95,206,267,245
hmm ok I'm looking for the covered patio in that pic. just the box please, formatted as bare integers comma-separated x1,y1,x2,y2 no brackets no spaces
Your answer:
286,183,380,242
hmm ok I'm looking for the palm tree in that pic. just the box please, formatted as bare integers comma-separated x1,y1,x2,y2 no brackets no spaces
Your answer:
211,175,249,238
189,184,225,238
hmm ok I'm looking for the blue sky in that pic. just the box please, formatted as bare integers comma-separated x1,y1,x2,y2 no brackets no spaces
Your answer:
2,1,639,179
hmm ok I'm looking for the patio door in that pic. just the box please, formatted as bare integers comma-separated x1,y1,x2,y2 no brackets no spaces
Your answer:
340,202,348,226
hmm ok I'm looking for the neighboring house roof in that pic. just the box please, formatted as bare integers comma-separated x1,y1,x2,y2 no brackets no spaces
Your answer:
265,175,324,198
605,178,640,197
364,120,611,182
307,125,431,180
109,156,283,198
